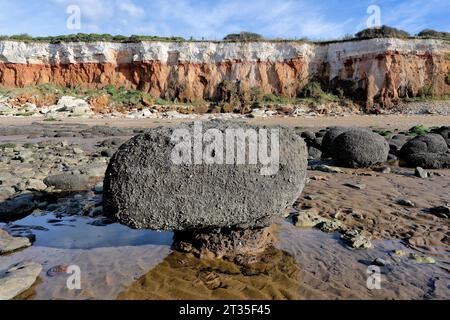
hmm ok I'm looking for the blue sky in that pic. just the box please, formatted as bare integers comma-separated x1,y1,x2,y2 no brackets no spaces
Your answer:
0,0,448,40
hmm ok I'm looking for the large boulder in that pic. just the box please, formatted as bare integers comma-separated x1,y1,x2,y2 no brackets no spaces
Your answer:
321,127,349,157
333,129,389,168
404,152,450,169
431,126,450,147
103,121,308,231
400,133,448,156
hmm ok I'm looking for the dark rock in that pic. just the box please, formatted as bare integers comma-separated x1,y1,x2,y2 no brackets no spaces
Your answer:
397,199,415,207
100,149,115,157
44,173,96,191
307,146,322,159
103,121,308,231
321,127,349,157
400,133,448,156
300,131,316,141
0,194,36,221
404,152,450,169
425,205,450,219
173,227,275,259
98,138,126,148
333,129,389,168
430,126,450,147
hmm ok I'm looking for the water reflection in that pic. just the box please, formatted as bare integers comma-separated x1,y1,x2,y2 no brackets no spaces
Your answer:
117,247,300,300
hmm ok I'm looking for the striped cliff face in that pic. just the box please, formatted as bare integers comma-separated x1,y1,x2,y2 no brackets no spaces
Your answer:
0,39,449,110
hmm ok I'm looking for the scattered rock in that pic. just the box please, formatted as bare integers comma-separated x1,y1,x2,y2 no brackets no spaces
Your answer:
311,164,343,173
44,173,96,191
333,129,389,168
374,166,391,174
0,194,36,221
372,258,388,266
425,205,450,219
344,182,366,190
414,167,428,178
0,261,42,300
0,229,32,255
397,199,415,207
316,220,342,233
341,230,372,249
392,249,406,256
25,179,47,191
409,253,436,264
307,146,322,159
292,209,326,228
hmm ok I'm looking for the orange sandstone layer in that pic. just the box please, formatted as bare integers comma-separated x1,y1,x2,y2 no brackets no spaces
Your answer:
0,39,449,110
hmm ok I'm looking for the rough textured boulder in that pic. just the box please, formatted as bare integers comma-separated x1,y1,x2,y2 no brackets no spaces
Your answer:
321,127,350,157
104,121,308,231
431,126,450,147
404,152,450,169
333,129,389,168
400,133,448,156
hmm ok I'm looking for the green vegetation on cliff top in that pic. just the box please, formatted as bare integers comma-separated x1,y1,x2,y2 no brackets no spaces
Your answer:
0,26,448,44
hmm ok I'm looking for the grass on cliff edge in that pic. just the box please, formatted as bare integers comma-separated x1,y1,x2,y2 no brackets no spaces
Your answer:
0,26,449,44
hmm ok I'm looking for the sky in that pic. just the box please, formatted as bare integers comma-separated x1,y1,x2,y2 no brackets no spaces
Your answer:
0,0,448,40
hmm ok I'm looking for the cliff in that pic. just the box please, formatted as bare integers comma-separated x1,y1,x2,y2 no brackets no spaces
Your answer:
0,38,449,111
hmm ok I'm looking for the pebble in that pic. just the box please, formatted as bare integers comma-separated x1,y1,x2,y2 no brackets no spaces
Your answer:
414,167,428,178
397,199,415,207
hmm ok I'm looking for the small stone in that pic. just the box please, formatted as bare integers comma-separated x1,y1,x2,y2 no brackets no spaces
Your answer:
90,206,103,217
316,220,342,233
341,230,372,249
292,209,326,228
374,166,391,174
344,182,366,190
397,199,415,207
414,167,428,178
311,165,344,173
94,182,103,194
392,249,406,256
25,178,47,191
409,253,436,264
373,258,388,266
73,147,84,155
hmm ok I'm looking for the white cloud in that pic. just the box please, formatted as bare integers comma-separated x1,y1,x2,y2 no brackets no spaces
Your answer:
117,0,144,18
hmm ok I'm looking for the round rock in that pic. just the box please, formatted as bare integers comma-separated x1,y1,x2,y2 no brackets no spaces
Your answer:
333,129,389,168
103,121,308,231
400,133,448,156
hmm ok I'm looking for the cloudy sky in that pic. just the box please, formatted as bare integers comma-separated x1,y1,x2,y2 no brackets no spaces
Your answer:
0,0,448,40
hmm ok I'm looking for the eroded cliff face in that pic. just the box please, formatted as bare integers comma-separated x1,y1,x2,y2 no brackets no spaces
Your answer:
0,39,449,110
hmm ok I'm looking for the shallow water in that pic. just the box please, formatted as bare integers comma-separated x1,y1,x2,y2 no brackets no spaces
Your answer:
1,204,448,300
